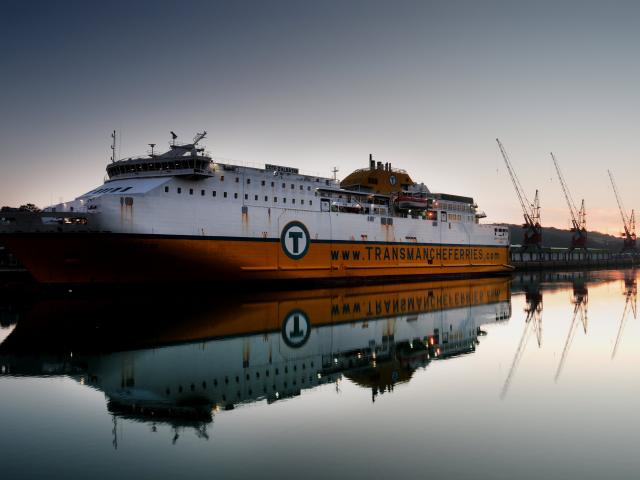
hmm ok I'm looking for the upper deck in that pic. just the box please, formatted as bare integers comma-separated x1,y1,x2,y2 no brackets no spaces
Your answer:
107,132,214,180
58,132,489,227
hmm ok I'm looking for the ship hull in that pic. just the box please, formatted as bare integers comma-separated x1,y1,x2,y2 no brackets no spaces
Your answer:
1,232,511,284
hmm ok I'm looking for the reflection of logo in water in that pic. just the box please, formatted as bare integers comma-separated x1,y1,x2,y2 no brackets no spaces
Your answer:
389,175,397,185
282,309,311,348
280,221,310,260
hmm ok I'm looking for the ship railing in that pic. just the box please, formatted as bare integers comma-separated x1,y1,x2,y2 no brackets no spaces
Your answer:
111,152,329,180
112,149,215,163
348,166,409,175
211,156,325,179
108,167,214,180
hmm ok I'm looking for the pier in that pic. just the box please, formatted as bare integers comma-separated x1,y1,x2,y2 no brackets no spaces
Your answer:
510,245,639,270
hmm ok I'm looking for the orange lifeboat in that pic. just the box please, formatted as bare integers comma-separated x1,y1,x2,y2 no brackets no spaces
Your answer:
394,192,429,210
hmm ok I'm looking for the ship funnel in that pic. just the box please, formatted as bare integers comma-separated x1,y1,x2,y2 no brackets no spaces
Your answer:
369,154,375,170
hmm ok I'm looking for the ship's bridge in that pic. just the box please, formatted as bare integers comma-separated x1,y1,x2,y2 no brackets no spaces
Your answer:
106,131,214,181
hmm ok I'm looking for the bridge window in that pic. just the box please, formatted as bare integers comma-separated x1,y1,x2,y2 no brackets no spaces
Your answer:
212,191,217,197
244,194,248,200
261,180,265,186
234,193,238,199
164,186,169,193
292,198,296,204
301,199,305,205
254,195,258,201
177,187,182,194
283,198,287,203
309,200,313,206
247,178,251,184
282,182,285,188
189,188,193,195
224,192,228,198
264,196,268,201
201,189,205,196
300,185,303,190
235,177,239,183
220,175,224,181
291,184,294,189
273,197,277,203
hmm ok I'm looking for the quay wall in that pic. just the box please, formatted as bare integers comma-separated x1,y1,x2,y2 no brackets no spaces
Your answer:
2,243,637,277
510,246,638,271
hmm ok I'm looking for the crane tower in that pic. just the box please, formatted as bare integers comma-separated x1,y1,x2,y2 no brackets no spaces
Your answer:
551,153,587,250
608,170,636,251
496,139,542,249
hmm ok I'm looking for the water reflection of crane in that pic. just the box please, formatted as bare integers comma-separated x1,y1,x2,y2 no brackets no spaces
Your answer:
611,271,637,360
501,286,543,399
554,280,588,382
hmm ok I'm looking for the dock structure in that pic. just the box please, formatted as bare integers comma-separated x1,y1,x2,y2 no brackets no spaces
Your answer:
510,245,638,270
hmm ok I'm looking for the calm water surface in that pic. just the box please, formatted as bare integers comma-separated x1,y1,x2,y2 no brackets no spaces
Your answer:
1,270,639,479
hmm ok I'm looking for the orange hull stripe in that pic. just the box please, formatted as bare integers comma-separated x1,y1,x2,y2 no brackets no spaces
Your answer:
2,236,511,283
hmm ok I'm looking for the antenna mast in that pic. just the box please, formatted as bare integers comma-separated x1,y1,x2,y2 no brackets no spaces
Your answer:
110,130,117,163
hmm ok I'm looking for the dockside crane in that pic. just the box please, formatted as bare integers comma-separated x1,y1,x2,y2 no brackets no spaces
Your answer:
497,139,542,249
552,153,587,250
608,170,636,251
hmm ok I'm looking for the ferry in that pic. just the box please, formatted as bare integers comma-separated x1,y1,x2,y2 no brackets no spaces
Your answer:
0,277,511,430
0,132,511,283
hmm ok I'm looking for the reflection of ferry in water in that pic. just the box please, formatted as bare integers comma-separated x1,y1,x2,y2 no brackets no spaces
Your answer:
0,278,510,438
0,133,510,283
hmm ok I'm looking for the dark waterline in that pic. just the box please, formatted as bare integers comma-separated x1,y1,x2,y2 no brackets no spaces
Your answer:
1,269,639,479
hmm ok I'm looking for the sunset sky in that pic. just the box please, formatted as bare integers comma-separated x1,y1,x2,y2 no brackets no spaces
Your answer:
1,0,639,234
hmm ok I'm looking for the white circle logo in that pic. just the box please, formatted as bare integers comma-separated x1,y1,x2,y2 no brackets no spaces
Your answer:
280,221,310,260
282,310,311,348
389,175,397,185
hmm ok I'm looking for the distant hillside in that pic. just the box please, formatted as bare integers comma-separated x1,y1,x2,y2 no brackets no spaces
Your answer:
507,224,622,250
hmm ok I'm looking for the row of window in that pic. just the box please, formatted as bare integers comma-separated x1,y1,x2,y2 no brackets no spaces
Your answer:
165,374,331,400
214,175,317,191
164,361,318,395
164,186,313,205
439,202,472,212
